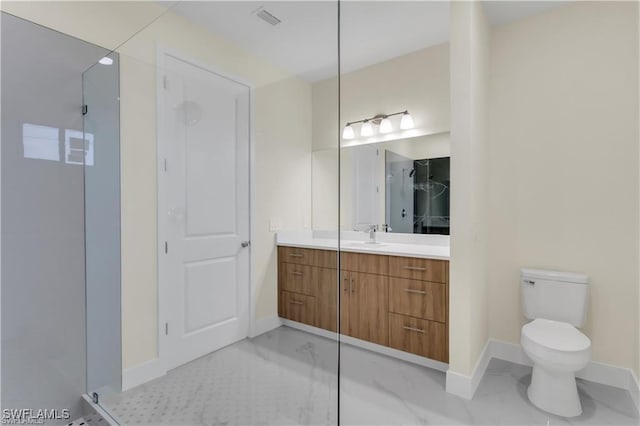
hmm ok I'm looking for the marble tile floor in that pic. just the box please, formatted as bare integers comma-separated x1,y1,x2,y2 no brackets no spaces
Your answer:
102,327,638,426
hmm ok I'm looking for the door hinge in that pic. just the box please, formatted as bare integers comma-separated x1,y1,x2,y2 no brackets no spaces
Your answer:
165,322,169,335
82,105,88,116
164,241,168,254
163,75,168,90
163,158,167,172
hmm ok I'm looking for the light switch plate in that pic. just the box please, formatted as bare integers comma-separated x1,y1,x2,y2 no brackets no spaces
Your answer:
269,217,282,232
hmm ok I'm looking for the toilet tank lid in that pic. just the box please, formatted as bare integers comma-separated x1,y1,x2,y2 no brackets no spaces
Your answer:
521,268,588,284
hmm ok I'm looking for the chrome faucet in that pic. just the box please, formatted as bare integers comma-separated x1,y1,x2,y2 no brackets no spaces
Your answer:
366,224,377,244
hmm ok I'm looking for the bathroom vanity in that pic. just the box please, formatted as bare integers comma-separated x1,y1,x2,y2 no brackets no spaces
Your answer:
277,240,449,364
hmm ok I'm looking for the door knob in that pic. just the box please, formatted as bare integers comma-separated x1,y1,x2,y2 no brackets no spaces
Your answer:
241,240,251,248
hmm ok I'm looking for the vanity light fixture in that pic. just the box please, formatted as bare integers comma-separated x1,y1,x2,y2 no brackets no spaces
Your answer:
400,111,414,130
342,124,355,140
360,120,373,137
379,117,392,133
341,110,414,139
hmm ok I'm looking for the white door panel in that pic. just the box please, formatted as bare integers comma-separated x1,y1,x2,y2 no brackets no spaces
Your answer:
160,52,250,370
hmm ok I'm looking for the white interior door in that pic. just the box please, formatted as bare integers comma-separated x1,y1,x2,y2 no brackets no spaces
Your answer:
160,52,250,370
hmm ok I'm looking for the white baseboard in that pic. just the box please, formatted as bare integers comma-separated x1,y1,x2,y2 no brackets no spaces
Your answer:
445,338,640,407
629,370,639,411
281,320,448,372
489,339,640,411
122,358,166,391
250,316,282,338
445,340,491,399
122,319,281,392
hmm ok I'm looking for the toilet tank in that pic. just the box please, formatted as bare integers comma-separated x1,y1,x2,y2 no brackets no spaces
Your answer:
521,268,589,327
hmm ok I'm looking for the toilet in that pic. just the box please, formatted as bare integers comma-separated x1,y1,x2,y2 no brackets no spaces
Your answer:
520,268,591,418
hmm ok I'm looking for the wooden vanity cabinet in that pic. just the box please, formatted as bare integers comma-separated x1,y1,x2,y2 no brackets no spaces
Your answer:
277,246,338,330
278,246,449,364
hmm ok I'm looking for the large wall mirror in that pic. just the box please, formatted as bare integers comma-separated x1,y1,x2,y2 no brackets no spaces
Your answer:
312,132,450,235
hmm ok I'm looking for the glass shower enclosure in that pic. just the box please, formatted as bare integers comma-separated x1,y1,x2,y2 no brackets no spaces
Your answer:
83,50,122,403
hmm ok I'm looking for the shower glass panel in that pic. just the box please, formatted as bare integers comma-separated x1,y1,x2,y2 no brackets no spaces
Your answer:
83,50,122,402
338,2,451,424
83,1,340,424
1,12,113,422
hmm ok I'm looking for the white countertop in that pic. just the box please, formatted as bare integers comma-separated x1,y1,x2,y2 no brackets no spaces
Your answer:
276,230,450,260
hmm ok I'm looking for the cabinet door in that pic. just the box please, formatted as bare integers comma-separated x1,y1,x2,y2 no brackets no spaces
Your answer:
340,271,350,336
348,272,388,345
314,267,338,332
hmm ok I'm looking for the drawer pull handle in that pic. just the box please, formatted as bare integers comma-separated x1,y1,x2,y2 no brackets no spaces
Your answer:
289,253,304,258
291,271,304,276
403,326,425,334
403,266,426,271
404,289,426,295
290,300,304,305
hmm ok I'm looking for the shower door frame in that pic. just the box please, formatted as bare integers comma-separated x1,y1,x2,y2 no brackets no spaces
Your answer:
155,46,257,379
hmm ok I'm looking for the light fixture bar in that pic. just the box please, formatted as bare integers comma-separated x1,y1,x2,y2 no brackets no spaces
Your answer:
344,110,409,127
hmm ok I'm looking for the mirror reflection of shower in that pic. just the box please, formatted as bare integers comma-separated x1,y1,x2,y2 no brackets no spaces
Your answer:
385,152,450,235
412,157,450,235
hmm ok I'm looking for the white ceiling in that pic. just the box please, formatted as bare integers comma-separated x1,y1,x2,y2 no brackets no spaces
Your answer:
168,1,568,82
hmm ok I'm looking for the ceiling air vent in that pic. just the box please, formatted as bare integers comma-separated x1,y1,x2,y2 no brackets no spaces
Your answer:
255,8,281,26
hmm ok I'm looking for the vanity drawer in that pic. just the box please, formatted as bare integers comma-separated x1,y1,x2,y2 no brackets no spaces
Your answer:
388,256,447,283
278,246,337,269
389,278,446,323
281,291,316,327
279,246,313,265
341,252,389,275
281,263,315,296
388,313,447,362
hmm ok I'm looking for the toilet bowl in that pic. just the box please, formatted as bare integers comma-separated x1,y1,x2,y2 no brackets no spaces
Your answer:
521,318,591,417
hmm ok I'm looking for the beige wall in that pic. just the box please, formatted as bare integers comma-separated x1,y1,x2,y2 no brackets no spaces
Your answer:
3,1,313,369
487,1,639,375
312,43,450,151
448,1,490,376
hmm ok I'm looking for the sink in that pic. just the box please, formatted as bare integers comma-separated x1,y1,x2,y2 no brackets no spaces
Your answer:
342,241,389,249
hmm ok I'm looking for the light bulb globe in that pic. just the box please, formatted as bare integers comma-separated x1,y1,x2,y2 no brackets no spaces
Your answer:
342,124,355,139
379,117,392,133
400,112,414,130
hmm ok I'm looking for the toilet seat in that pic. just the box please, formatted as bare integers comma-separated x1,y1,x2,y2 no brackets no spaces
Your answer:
522,319,590,352
521,319,591,370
